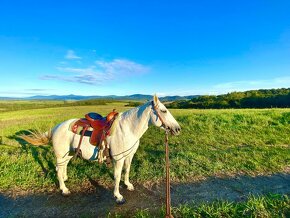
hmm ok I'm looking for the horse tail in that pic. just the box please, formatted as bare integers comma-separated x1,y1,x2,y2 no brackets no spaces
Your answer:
19,129,52,146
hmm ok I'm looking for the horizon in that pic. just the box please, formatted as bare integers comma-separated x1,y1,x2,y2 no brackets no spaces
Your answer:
1,87,290,99
1,1,290,97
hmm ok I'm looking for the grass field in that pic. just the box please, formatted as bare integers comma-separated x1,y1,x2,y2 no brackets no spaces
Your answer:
126,194,290,218
0,101,289,217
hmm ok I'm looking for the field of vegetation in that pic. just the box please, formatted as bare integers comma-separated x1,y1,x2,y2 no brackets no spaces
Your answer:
0,100,289,217
169,88,290,109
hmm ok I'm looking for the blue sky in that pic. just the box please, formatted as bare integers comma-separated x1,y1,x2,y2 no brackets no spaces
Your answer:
0,0,290,97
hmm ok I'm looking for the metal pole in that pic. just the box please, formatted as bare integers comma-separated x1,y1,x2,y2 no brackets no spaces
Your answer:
165,131,173,218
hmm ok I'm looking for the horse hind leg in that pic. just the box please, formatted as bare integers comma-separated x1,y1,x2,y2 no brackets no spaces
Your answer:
56,157,71,196
63,156,72,181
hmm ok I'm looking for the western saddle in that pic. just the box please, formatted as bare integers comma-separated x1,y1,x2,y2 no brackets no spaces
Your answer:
71,109,119,166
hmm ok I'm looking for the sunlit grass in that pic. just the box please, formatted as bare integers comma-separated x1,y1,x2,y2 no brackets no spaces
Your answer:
0,104,289,192
0,104,289,216
110,194,290,218
171,194,290,218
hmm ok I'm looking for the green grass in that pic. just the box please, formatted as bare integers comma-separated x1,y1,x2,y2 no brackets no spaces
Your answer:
0,99,121,112
0,106,290,191
114,194,289,218
0,100,66,112
1,103,290,216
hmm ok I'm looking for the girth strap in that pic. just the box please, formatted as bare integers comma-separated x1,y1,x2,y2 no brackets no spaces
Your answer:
74,125,89,158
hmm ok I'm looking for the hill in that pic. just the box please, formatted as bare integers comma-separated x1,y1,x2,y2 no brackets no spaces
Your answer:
168,88,290,109
0,94,197,101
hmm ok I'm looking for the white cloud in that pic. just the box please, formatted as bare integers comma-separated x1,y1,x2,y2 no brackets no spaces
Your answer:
162,77,290,96
41,58,149,85
65,50,82,60
41,67,110,85
273,76,290,84
0,89,55,97
96,59,149,75
56,66,98,74
212,77,290,94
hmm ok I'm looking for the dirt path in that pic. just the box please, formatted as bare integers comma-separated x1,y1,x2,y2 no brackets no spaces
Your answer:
1,173,290,217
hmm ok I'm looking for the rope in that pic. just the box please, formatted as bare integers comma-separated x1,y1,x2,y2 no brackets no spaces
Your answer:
165,130,173,218
111,139,139,161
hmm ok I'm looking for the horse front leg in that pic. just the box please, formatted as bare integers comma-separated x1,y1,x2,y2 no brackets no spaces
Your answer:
114,158,125,204
124,155,134,191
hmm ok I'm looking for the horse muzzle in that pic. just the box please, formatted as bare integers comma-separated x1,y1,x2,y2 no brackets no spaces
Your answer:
166,125,181,136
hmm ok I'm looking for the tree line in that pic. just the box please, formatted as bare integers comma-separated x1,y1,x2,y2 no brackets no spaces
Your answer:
168,88,290,109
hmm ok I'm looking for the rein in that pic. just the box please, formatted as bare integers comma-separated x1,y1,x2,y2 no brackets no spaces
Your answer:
111,139,139,161
152,101,173,218
164,130,173,218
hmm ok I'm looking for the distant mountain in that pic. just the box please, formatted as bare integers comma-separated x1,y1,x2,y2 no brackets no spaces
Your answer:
160,95,199,101
124,94,153,100
24,94,153,101
0,97,23,100
0,94,199,101
25,94,100,100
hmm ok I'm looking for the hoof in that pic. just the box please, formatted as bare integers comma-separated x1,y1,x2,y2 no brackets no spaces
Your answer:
116,197,126,205
126,184,134,191
61,190,71,197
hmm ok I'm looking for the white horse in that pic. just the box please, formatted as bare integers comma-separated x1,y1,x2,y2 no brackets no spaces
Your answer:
21,95,181,204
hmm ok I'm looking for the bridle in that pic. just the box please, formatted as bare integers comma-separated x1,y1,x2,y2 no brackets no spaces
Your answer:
151,101,168,130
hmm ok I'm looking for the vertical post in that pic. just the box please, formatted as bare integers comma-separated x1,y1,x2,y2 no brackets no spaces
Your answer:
165,131,173,218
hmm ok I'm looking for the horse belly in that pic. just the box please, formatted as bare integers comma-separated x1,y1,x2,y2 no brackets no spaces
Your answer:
52,119,99,161
72,136,99,161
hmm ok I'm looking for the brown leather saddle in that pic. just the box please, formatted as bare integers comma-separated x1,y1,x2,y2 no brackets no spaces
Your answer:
71,110,118,164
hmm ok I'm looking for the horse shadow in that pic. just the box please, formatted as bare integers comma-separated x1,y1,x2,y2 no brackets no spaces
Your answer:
9,130,114,189
0,179,116,217
9,130,58,185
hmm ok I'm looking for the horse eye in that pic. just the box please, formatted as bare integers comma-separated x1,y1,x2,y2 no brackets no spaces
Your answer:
161,109,167,113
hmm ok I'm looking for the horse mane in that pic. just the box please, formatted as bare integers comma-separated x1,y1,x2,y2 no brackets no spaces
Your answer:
121,101,151,120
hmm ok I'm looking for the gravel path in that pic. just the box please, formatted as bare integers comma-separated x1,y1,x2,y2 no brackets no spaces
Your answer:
1,173,290,217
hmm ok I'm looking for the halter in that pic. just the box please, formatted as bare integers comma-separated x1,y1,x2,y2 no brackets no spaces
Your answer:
151,101,168,130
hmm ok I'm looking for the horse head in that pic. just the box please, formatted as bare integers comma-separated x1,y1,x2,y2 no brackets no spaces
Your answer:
150,95,181,135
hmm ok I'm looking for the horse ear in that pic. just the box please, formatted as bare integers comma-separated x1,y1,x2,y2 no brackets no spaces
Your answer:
153,94,159,104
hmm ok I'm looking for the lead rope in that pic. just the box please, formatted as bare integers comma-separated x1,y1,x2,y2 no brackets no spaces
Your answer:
165,130,174,218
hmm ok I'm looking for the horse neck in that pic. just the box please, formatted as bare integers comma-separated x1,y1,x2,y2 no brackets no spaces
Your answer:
119,102,151,139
